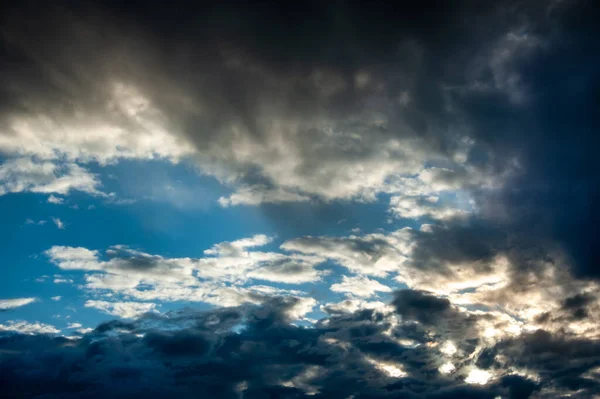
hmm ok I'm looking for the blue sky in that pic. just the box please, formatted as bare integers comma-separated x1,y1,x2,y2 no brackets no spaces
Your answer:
0,157,415,331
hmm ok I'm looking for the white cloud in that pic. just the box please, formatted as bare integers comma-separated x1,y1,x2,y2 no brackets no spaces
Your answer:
281,230,411,277
25,219,46,225
365,357,407,378
0,320,60,334
285,297,318,321
322,298,391,315
0,158,106,197
283,228,513,299
51,296,62,301
47,194,64,204
247,259,327,284
52,217,65,229
84,300,157,319
203,234,273,256
219,185,311,207
439,341,458,357
45,236,326,309
330,275,392,298
439,362,456,375
0,81,193,164
45,246,100,270
53,277,73,284
464,368,493,385
0,297,37,310
388,195,467,220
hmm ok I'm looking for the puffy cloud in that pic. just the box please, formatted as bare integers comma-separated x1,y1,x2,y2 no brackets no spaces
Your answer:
0,158,106,197
203,234,273,256
388,195,468,220
283,223,600,344
281,230,410,277
46,194,64,204
321,298,391,316
330,275,392,298
84,300,157,319
45,235,326,309
0,320,59,334
1,291,597,398
0,0,523,211
0,297,37,310
53,276,73,284
219,186,311,207
45,246,101,269
246,258,327,284
51,217,65,229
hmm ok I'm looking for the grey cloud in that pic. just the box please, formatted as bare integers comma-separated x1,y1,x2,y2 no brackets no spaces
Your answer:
2,291,596,398
392,289,480,345
0,0,532,208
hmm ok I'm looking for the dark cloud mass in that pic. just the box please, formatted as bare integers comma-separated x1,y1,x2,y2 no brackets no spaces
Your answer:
1,0,600,397
2,293,599,398
0,294,573,398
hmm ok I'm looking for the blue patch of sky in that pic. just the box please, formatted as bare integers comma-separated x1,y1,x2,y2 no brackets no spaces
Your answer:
1,159,421,330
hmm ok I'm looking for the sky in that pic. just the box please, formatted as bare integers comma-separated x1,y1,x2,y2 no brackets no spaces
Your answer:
0,0,599,398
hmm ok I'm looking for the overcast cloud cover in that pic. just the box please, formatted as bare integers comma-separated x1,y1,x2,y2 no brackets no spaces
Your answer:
1,0,600,397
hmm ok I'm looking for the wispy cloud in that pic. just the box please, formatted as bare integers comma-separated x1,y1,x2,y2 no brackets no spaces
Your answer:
0,297,37,311
51,217,65,229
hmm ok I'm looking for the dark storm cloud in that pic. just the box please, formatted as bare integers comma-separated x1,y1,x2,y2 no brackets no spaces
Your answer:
393,290,456,324
0,0,597,205
484,329,600,395
457,1,600,279
561,293,596,320
0,0,547,199
408,222,506,272
0,292,567,399
392,289,480,348
3,1,598,280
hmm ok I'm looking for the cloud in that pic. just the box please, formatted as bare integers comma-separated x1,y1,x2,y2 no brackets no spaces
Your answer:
84,300,157,319
0,157,106,197
388,195,468,220
330,275,392,298
53,277,73,284
246,258,328,284
282,223,600,343
0,297,37,310
1,291,597,397
25,218,46,225
281,230,410,277
0,0,521,212
0,0,597,260
46,194,64,204
0,320,59,334
1,1,600,396
51,217,65,229
219,185,311,207
44,235,326,308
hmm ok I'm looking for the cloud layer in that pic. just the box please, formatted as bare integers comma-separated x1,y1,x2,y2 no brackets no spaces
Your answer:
2,292,600,398
1,1,599,398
